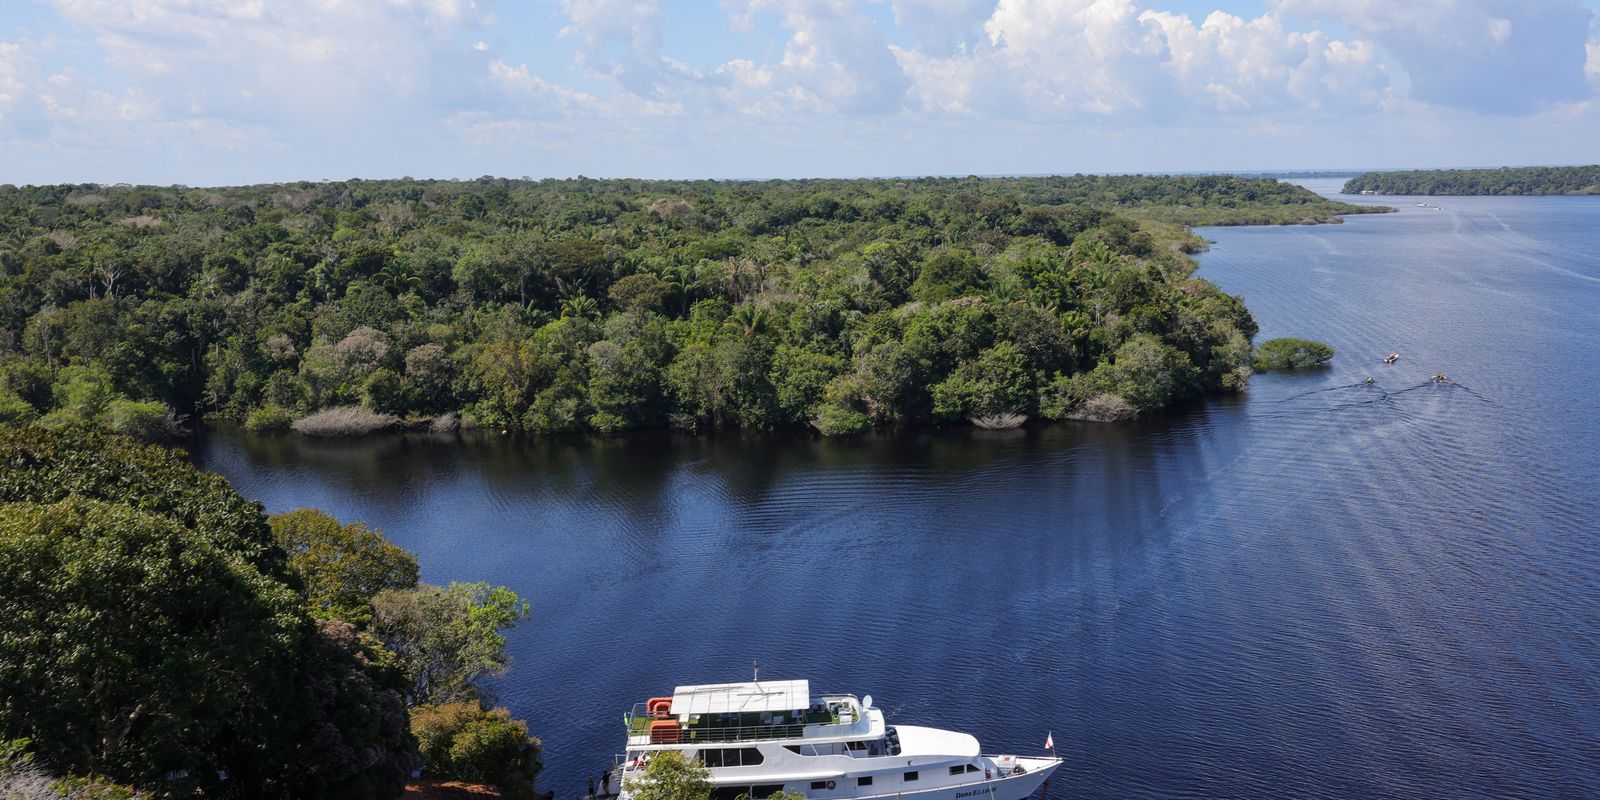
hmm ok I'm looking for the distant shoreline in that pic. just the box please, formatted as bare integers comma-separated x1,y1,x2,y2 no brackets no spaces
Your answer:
1342,165,1600,196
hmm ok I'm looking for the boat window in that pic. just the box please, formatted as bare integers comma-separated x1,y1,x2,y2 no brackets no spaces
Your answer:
711,788,744,800
949,767,964,776
785,746,803,754
965,765,981,774
846,741,868,751
810,782,829,791
699,747,765,768
752,785,784,797
904,772,919,782
857,777,873,787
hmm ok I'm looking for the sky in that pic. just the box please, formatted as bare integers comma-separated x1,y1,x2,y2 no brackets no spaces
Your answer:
1,0,1598,185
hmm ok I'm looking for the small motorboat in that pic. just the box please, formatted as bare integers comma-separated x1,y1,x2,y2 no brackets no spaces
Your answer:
1384,352,1399,364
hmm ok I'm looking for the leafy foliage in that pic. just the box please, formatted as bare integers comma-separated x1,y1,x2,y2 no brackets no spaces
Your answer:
287,620,416,800
1252,338,1335,371
0,428,451,799
1343,165,1600,196
0,426,282,571
0,175,1333,432
371,582,531,706
1,741,145,799
411,703,542,800
624,750,711,800
270,508,420,624
0,497,304,795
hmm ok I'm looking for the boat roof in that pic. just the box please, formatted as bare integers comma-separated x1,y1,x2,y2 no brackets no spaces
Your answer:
670,680,810,715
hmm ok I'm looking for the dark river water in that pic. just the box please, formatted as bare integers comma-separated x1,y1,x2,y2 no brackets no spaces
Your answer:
189,182,1600,800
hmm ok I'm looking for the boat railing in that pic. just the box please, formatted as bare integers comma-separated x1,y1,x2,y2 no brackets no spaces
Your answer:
624,697,870,745
624,703,862,746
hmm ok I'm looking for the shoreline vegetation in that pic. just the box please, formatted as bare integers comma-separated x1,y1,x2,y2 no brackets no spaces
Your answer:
1342,165,1600,196
0,175,1380,439
0,427,545,799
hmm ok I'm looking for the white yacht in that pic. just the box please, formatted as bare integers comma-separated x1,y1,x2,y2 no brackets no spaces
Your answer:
606,680,1060,800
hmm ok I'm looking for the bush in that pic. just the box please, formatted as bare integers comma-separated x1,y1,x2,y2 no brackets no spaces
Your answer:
104,399,182,442
0,391,36,426
1253,337,1334,371
811,403,869,436
245,403,297,432
50,366,115,421
411,703,541,800
292,405,400,437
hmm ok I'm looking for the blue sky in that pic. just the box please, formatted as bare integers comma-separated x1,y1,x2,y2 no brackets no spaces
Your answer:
2,0,1598,185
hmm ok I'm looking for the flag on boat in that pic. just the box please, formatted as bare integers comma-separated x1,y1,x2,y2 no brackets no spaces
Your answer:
1044,732,1054,750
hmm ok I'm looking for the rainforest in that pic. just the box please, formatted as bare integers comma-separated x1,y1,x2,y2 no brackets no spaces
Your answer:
0,175,1377,438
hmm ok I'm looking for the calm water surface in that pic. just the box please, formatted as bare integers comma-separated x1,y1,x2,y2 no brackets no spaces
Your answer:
190,183,1600,799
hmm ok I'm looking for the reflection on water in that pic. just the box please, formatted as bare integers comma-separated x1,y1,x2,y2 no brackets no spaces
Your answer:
189,186,1600,800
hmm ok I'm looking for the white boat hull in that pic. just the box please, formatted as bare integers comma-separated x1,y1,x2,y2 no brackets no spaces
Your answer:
846,757,1061,800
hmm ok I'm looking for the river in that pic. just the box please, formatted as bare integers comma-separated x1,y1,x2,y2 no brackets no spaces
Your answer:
189,182,1600,799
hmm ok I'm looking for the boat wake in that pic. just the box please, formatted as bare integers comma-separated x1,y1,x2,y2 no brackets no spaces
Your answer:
1260,379,1502,417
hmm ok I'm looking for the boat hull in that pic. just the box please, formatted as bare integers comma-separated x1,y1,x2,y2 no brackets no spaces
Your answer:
815,758,1060,800
899,758,1057,800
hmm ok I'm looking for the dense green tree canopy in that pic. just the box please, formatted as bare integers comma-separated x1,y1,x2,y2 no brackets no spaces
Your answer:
0,175,1373,434
0,427,283,575
270,508,420,624
0,497,303,793
372,582,531,706
1343,165,1600,196
0,428,445,799
411,703,542,800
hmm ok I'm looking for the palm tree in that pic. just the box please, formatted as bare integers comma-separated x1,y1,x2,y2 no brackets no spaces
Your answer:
662,267,696,316
725,304,770,337
559,294,599,319
375,266,424,293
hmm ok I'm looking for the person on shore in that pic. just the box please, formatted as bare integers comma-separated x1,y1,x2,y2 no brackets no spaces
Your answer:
589,776,596,797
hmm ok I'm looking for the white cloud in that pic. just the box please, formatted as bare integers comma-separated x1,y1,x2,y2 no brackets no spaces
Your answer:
724,0,911,114
0,41,49,138
44,0,501,125
487,60,605,116
556,0,662,54
4,0,1597,184
897,0,1389,120
1141,10,1389,113
887,0,997,55
1270,0,1595,113
1588,21,1600,89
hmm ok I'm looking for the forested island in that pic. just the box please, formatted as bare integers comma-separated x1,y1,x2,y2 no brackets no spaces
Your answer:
1342,165,1600,196
0,175,1377,439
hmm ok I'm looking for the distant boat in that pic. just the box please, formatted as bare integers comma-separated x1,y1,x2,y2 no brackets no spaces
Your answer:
606,680,1060,800
1384,352,1399,364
